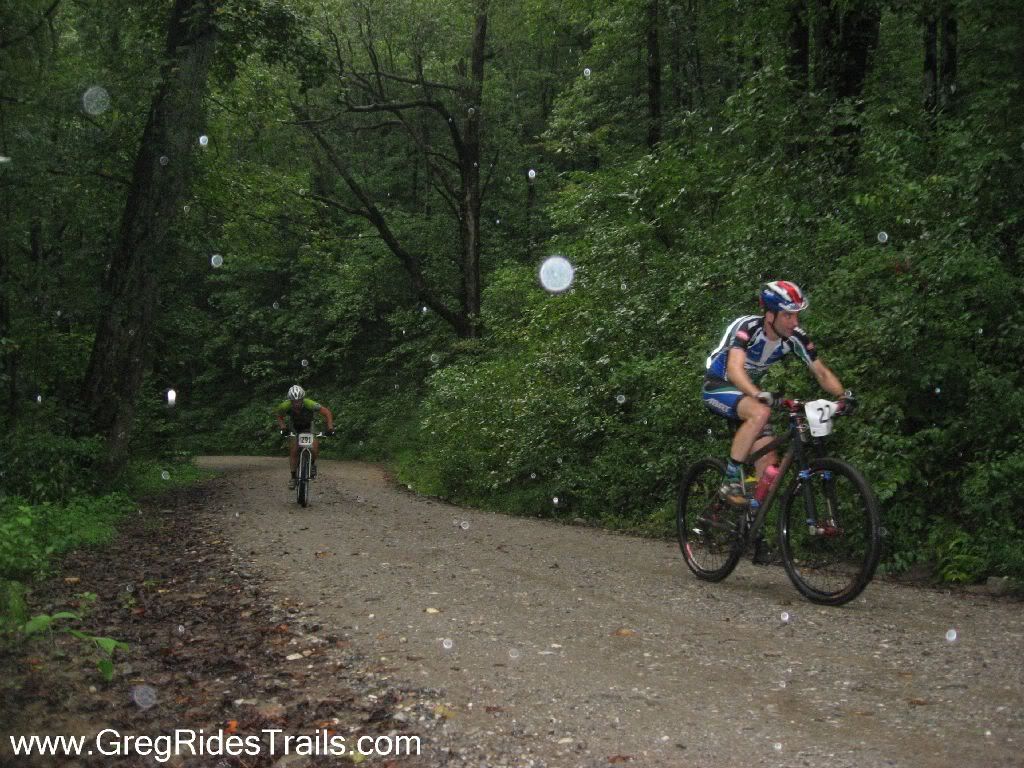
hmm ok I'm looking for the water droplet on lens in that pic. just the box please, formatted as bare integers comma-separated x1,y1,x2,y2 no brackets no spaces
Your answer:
583,67,591,78
877,231,889,244
460,520,470,530
773,742,783,752
527,168,537,180
539,255,574,293
934,387,941,395
161,470,170,480
125,584,134,593
495,218,500,224
131,684,158,710
780,611,790,624
177,624,186,635
442,638,453,650
468,107,475,116
36,394,43,403
615,394,626,405
421,305,429,313
301,359,309,367
167,389,177,406
945,628,957,642
82,85,111,115
530,472,536,479
273,301,280,309
198,135,209,146
552,496,559,505
430,353,440,364
183,204,190,213
159,156,169,166
210,254,223,268
508,648,520,659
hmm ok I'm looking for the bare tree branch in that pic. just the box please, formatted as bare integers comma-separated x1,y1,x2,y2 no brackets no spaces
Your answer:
0,0,62,50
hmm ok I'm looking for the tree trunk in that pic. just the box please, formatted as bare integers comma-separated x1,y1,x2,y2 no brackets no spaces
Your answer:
81,0,217,474
645,0,662,149
460,7,486,338
811,0,881,167
938,7,957,111
923,13,938,115
785,0,809,91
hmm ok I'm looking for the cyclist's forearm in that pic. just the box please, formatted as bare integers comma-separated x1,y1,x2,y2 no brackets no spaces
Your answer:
813,363,845,398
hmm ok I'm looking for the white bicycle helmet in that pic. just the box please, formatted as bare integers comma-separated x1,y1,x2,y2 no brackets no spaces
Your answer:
287,384,305,401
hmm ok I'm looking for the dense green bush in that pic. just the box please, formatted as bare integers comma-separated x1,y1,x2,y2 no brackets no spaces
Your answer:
0,494,134,582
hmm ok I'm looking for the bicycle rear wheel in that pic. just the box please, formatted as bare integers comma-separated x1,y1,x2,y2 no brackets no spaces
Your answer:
677,458,745,581
778,457,881,605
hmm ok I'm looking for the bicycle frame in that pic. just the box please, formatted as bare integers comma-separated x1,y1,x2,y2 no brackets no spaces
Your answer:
739,401,830,542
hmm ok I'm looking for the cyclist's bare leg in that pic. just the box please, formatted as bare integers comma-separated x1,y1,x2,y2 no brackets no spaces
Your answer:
731,396,771,468
312,439,320,463
289,441,299,474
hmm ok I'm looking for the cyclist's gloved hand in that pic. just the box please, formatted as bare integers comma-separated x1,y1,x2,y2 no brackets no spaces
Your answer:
279,429,289,437
755,391,781,408
839,390,857,415
325,429,336,437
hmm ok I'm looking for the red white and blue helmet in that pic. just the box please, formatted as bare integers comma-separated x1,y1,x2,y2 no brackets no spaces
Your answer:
287,384,305,401
760,280,809,313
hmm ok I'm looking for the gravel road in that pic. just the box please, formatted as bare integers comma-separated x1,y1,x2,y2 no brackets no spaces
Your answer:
200,456,1024,768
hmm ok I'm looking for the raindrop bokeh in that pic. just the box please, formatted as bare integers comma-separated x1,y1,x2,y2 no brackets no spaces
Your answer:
615,394,626,405
82,86,111,115
538,255,575,293
198,135,209,146
166,389,177,407
442,638,453,650
527,168,537,180
130,684,158,710
945,628,958,642
583,67,592,78
161,470,170,481
210,254,223,268
301,359,309,367
877,231,889,244
159,155,169,166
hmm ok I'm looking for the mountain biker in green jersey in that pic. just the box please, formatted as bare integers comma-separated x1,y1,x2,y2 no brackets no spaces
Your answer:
274,384,335,489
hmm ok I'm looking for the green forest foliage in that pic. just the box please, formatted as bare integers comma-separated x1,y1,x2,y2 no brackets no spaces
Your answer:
2,0,1023,584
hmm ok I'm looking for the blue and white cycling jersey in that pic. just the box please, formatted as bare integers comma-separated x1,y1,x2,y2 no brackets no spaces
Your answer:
705,315,817,383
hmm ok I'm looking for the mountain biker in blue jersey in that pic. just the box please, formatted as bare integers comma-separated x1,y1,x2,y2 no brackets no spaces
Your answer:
274,385,335,489
702,281,856,515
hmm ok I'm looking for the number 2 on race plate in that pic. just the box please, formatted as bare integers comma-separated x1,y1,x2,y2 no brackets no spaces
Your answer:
298,433,314,447
804,399,837,437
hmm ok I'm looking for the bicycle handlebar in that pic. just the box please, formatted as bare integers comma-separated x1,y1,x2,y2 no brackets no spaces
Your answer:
777,397,851,415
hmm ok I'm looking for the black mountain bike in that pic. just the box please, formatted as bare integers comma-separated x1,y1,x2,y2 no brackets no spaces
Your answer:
287,431,329,507
677,398,882,606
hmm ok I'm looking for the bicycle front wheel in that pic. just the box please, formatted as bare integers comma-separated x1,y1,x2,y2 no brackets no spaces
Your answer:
778,457,881,606
297,451,311,507
677,458,745,581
